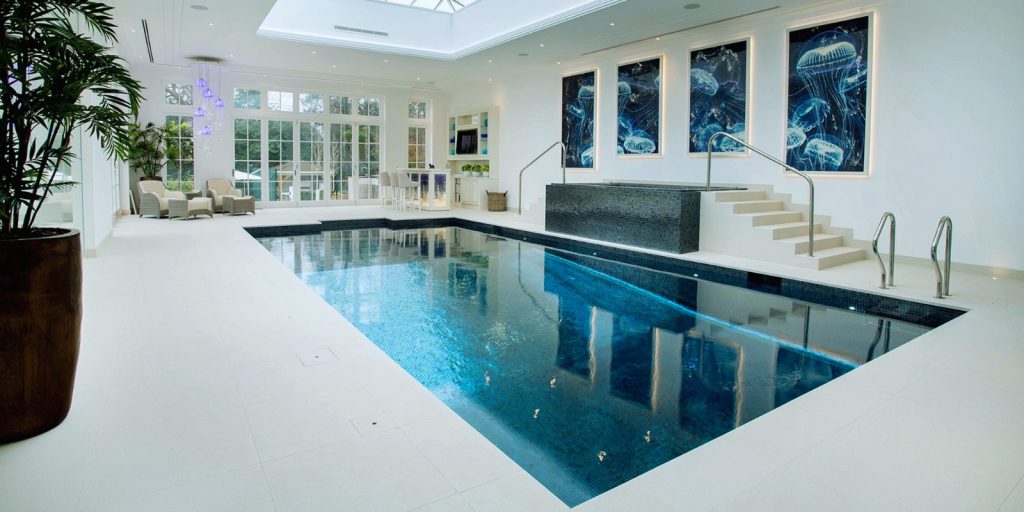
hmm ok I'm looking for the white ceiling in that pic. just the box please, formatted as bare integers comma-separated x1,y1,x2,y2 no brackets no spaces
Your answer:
107,0,832,90
259,0,627,60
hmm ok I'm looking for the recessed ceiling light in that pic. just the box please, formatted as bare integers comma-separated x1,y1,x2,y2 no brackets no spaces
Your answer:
332,64,337,68
609,22,615,26
487,59,492,63
488,78,492,82
556,61,561,64
228,54,234,57
130,29,136,33
311,50,317,54
189,4,208,10
208,22,213,26
384,59,389,63
684,3,701,9
416,77,421,80
656,37,661,41
539,43,544,47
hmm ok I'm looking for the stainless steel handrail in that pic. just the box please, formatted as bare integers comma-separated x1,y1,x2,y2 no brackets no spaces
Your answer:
705,132,816,256
872,212,896,289
930,216,953,298
517,141,566,215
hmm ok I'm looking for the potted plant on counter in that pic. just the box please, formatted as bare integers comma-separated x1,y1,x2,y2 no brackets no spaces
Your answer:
1,0,143,442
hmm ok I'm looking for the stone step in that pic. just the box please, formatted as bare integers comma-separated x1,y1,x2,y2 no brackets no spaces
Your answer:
728,200,785,214
756,221,823,240
778,233,845,254
714,190,766,202
808,246,867,270
744,210,803,226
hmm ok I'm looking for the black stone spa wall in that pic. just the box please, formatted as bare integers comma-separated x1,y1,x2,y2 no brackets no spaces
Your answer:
544,183,739,253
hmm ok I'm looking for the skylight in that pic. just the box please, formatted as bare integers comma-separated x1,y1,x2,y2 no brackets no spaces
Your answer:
370,0,481,14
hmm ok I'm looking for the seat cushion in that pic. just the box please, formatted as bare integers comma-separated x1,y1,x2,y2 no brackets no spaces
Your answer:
188,198,212,211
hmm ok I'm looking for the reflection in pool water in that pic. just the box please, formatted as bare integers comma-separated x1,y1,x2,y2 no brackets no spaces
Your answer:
260,227,930,506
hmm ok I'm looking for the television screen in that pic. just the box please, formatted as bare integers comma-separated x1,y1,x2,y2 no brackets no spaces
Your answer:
456,129,478,155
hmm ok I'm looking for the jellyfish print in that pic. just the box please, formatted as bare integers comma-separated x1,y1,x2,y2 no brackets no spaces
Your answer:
786,16,870,173
561,71,596,168
617,58,661,155
689,40,749,153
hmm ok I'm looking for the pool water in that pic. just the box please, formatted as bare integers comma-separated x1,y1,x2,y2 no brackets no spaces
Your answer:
259,226,931,506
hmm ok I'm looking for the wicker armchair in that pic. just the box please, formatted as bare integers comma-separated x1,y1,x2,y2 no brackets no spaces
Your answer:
206,178,241,213
138,180,185,218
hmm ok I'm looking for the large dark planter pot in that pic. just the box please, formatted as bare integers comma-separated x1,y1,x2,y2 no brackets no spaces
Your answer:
0,229,82,443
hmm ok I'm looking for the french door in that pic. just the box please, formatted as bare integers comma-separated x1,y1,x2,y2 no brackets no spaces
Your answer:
266,120,379,204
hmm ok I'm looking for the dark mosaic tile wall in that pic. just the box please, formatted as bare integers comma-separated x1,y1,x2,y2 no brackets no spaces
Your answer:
245,218,967,328
544,184,705,253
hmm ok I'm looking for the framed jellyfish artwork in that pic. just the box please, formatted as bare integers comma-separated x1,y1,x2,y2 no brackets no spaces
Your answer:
617,56,663,157
562,70,597,169
786,15,871,174
689,39,750,155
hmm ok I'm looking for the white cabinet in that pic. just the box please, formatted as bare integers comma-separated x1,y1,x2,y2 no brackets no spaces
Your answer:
456,176,499,207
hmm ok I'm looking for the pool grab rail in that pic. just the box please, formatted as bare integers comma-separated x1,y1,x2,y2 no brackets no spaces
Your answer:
518,141,567,215
872,212,896,289
705,132,816,257
931,216,953,298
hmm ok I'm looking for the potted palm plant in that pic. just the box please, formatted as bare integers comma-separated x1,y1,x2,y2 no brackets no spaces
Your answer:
1,0,143,442
125,122,165,213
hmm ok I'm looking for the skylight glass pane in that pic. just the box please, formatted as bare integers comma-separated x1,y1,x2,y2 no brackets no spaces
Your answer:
370,0,480,14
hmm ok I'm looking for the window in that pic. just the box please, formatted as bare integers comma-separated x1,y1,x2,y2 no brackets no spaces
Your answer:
408,101,427,119
357,97,380,117
233,88,260,109
233,119,262,200
408,127,427,169
330,96,352,115
165,84,193,105
330,123,353,200
299,122,325,200
300,94,324,113
268,120,294,201
267,91,294,112
164,115,194,191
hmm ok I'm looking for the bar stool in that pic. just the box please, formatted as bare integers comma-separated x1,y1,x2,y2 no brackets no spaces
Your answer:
395,171,421,211
379,171,393,208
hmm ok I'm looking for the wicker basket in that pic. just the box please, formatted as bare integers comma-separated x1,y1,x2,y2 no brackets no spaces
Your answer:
486,191,507,212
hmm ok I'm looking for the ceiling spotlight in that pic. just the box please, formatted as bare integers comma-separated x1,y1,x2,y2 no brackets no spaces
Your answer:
416,77,421,81
539,43,545,47
228,54,234,58
332,64,337,68
556,61,561,65
208,22,214,26
609,22,615,26
656,37,661,41
487,59,492,63
311,50,317,54
384,59,389,63
684,3,701,9
130,29,136,33
488,78,493,82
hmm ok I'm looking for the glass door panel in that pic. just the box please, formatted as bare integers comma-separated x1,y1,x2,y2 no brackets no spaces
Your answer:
268,120,294,202
330,123,353,201
299,122,325,201
356,124,381,201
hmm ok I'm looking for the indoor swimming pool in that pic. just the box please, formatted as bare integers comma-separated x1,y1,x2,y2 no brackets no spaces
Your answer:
257,225,952,506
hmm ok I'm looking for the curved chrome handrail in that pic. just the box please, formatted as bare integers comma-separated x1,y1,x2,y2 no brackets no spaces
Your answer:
705,132,817,257
517,141,566,215
931,216,953,298
872,212,896,289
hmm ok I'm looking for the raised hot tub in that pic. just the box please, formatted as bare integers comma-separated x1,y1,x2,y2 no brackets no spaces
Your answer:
545,182,742,253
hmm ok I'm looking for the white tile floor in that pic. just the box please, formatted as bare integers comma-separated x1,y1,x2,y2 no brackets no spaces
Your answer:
1,205,1022,511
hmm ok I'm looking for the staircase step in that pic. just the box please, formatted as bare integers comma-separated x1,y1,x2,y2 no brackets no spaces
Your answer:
714,190,766,202
778,233,845,254
728,200,785,214
806,246,867,270
745,210,803,226
756,221,823,240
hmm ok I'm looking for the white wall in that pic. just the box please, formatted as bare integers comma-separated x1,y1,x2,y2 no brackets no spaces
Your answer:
450,0,1024,271
80,133,117,254
132,64,451,196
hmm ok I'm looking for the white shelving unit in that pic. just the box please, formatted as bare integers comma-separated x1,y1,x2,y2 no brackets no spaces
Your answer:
447,107,499,209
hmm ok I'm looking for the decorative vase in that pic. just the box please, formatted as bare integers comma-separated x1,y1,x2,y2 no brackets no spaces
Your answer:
0,229,83,442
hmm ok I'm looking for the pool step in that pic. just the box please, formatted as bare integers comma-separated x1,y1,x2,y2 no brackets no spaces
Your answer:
701,187,867,271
